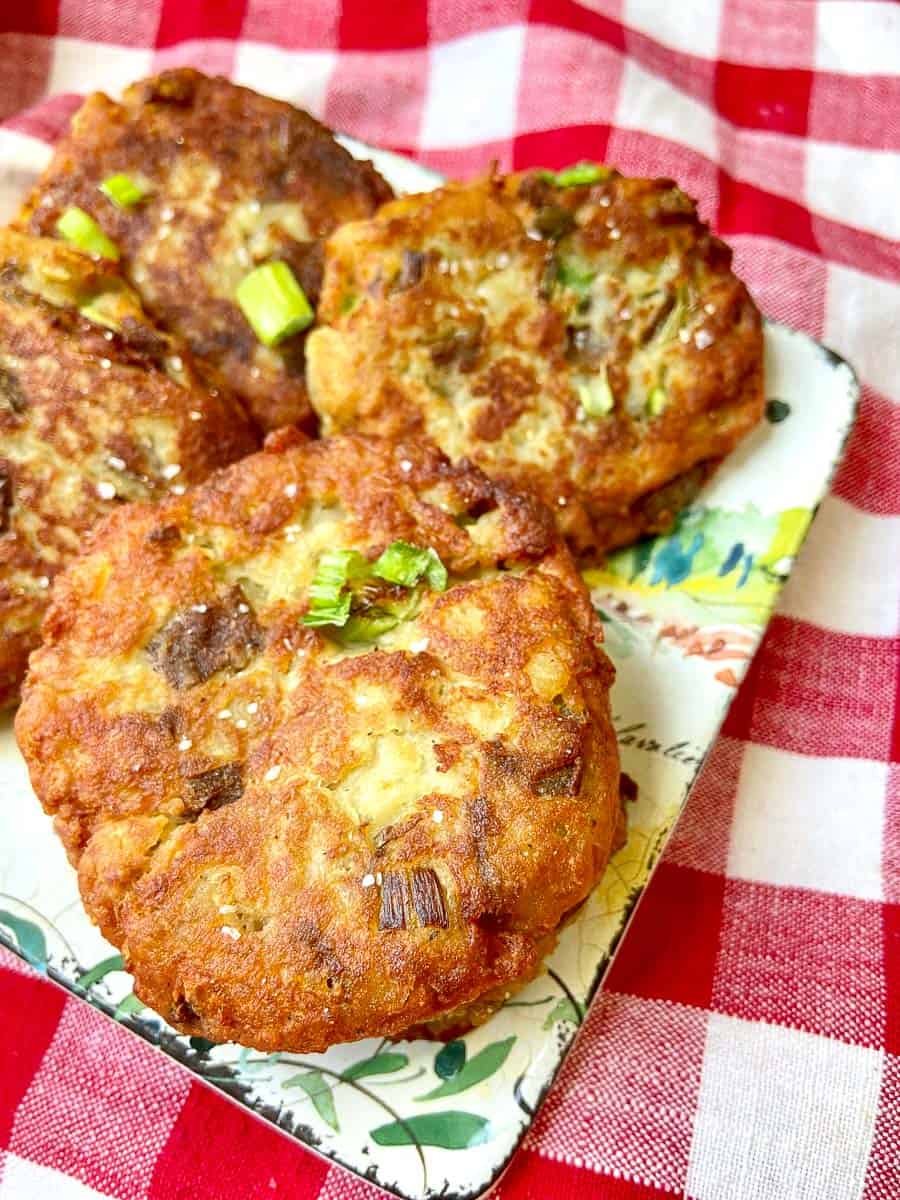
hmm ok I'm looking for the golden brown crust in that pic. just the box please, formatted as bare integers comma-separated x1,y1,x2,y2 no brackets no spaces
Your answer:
18,69,393,432
0,229,257,709
307,168,764,556
16,434,620,1051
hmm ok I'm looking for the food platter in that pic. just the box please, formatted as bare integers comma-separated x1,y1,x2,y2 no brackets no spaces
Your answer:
0,139,858,1200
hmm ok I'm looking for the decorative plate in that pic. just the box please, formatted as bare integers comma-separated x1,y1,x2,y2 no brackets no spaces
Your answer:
0,139,858,1200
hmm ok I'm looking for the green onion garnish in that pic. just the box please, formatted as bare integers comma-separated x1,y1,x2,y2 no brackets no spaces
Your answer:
655,296,685,345
78,297,119,330
303,542,447,633
577,368,614,418
99,173,147,209
236,261,314,347
333,585,423,646
335,610,402,644
424,550,448,591
373,541,447,591
302,548,366,627
55,207,120,260
647,385,667,416
532,205,576,240
302,591,351,628
556,258,596,294
540,162,611,188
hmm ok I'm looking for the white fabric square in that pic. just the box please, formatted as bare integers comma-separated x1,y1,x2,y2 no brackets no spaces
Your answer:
824,264,900,403
233,43,337,117
421,26,525,148
806,141,900,242
727,743,887,900
0,131,51,224
624,0,722,58
687,1015,883,1200
48,39,152,98
779,496,900,639
815,2,900,75
0,1154,114,1200
615,58,717,161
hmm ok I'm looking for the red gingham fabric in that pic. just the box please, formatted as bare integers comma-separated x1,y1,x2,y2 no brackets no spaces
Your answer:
0,3,898,1198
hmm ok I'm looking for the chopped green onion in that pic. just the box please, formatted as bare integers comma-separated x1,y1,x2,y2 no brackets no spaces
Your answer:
335,610,402,644
339,291,360,316
302,592,351,628
556,162,610,187
532,205,576,240
540,162,611,188
556,258,596,294
78,297,119,330
302,548,366,628
373,541,447,591
655,296,685,345
577,368,614,418
647,385,667,416
423,550,448,591
304,542,448,632
372,541,432,588
55,207,120,260
236,261,314,347
99,173,147,208
331,588,422,646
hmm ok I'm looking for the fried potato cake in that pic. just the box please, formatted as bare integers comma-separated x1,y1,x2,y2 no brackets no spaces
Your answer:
0,229,257,708
16,433,621,1051
307,167,764,555
18,69,393,432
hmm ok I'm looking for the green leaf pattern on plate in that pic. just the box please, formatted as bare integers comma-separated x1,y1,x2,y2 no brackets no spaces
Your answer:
114,993,145,1018
433,1040,466,1080
418,1037,515,1101
284,1070,340,1132
76,953,124,990
542,997,581,1029
343,1052,409,1080
371,1111,491,1149
0,910,47,968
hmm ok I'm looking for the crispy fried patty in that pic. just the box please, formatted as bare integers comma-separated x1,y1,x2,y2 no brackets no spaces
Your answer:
16,434,621,1051
19,69,393,432
0,230,257,709
307,168,764,555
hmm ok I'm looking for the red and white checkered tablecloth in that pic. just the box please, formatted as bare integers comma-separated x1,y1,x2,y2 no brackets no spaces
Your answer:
0,2,898,1198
